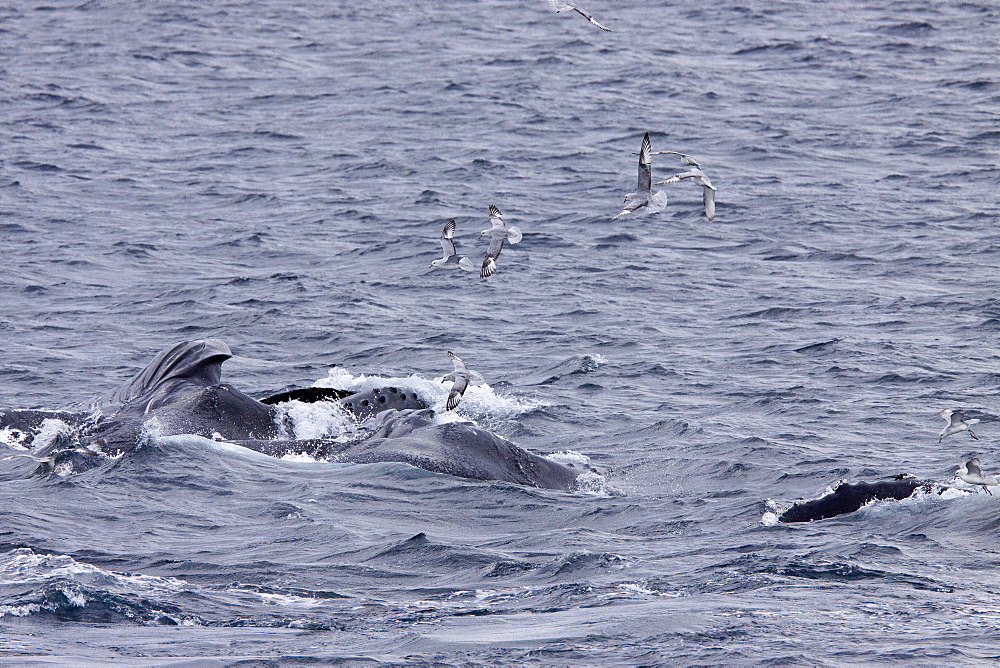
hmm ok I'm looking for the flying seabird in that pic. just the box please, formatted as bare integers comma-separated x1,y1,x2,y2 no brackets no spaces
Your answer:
479,204,522,278
441,351,486,411
614,132,667,220
650,150,701,167
956,457,997,495
938,409,979,443
545,0,612,31
430,219,475,272
655,152,717,221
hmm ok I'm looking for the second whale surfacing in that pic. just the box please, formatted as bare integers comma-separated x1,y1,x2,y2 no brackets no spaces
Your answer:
0,340,585,490
773,477,965,523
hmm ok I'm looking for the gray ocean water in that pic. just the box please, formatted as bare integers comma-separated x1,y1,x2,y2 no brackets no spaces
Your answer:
1,0,999,664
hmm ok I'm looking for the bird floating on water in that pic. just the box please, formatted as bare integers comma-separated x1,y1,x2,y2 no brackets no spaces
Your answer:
430,219,476,272
441,352,487,411
655,152,717,221
479,205,522,278
545,0,612,31
938,409,979,443
614,133,667,220
956,457,997,495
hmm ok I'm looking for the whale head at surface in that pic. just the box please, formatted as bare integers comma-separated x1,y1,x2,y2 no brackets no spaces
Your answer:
89,339,279,446
107,339,233,411
2,339,585,490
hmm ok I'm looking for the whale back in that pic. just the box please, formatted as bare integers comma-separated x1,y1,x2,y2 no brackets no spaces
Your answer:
347,409,581,490
778,480,924,523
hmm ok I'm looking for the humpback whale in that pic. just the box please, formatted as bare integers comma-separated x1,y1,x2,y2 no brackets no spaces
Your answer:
0,340,584,490
233,409,580,490
775,477,958,523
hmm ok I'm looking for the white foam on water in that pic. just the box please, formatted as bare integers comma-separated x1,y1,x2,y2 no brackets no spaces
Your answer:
0,548,185,590
228,588,327,609
760,510,780,526
30,418,75,450
273,399,356,441
0,602,41,617
615,581,657,597
314,366,543,422
0,547,195,619
138,417,164,443
58,584,87,607
279,451,324,463
760,499,783,525
546,450,592,468
543,450,618,495
572,470,616,494
937,485,977,499
0,426,29,449
53,462,75,477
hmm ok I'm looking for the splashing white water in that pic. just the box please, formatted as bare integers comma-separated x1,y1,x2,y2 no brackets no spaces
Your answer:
0,426,29,450
273,400,356,441
30,418,75,451
544,450,617,495
313,366,543,421
0,548,191,619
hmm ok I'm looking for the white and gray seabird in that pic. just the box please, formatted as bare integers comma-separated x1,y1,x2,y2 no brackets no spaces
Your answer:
545,0,612,31
614,132,667,220
441,351,487,411
956,457,997,495
655,152,717,221
430,219,475,272
938,409,979,443
479,204,522,278
650,150,701,167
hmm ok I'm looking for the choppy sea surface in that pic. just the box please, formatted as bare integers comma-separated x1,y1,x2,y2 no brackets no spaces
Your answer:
1,0,999,664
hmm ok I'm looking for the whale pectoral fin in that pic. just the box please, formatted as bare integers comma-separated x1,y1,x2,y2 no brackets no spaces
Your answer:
259,387,353,405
